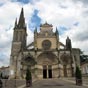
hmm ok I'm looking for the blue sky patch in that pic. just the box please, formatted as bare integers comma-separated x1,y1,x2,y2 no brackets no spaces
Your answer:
58,26,68,35
28,9,41,31
12,0,32,4
0,3,4,7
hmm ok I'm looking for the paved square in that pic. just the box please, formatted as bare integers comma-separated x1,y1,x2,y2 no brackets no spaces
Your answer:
24,78,88,88
1,78,88,88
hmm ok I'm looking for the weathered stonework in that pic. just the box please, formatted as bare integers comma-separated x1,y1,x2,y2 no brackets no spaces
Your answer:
9,8,81,79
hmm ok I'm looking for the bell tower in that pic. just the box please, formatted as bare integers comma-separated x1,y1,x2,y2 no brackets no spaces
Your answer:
12,8,27,54
10,8,27,78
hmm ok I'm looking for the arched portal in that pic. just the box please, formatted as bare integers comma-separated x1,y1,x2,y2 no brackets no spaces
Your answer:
37,52,58,78
21,55,36,79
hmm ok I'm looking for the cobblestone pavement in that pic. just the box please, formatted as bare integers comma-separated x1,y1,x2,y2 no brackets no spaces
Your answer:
24,78,88,88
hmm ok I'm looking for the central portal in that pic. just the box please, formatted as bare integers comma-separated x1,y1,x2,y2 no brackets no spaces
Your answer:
48,69,52,78
43,65,52,78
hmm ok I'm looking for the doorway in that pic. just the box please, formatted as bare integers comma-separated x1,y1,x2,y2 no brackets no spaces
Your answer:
43,69,47,78
43,65,47,78
48,65,52,78
48,69,52,78
43,65,52,78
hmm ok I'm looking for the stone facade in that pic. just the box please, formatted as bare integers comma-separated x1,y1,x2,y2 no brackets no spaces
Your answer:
81,60,88,76
9,8,81,79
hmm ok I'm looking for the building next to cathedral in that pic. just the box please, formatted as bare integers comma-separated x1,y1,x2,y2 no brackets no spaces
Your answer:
9,8,81,79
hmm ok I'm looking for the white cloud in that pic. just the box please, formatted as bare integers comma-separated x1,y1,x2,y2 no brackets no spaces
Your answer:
27,27,34,45
0,0,11,4
0,1,34,67
0,0,88,67
34,0,88,54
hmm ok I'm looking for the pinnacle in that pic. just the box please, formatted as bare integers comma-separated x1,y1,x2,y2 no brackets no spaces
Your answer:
18,7,26,28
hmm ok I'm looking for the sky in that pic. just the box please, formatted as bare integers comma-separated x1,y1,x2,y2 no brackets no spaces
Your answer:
0,0,88,67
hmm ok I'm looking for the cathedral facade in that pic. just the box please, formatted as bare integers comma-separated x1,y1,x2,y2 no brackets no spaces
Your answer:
10,8,81,79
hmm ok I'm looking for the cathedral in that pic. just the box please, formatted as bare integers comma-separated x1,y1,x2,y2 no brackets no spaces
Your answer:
10,8,81,79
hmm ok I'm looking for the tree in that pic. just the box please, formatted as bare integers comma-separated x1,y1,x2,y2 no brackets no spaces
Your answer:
25,68,32,87
75,66,82,79
25,68,32,80
75,66,82,86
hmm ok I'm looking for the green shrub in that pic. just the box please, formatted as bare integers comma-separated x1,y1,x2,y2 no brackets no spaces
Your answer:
25,69,32,80
75,66,82,79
